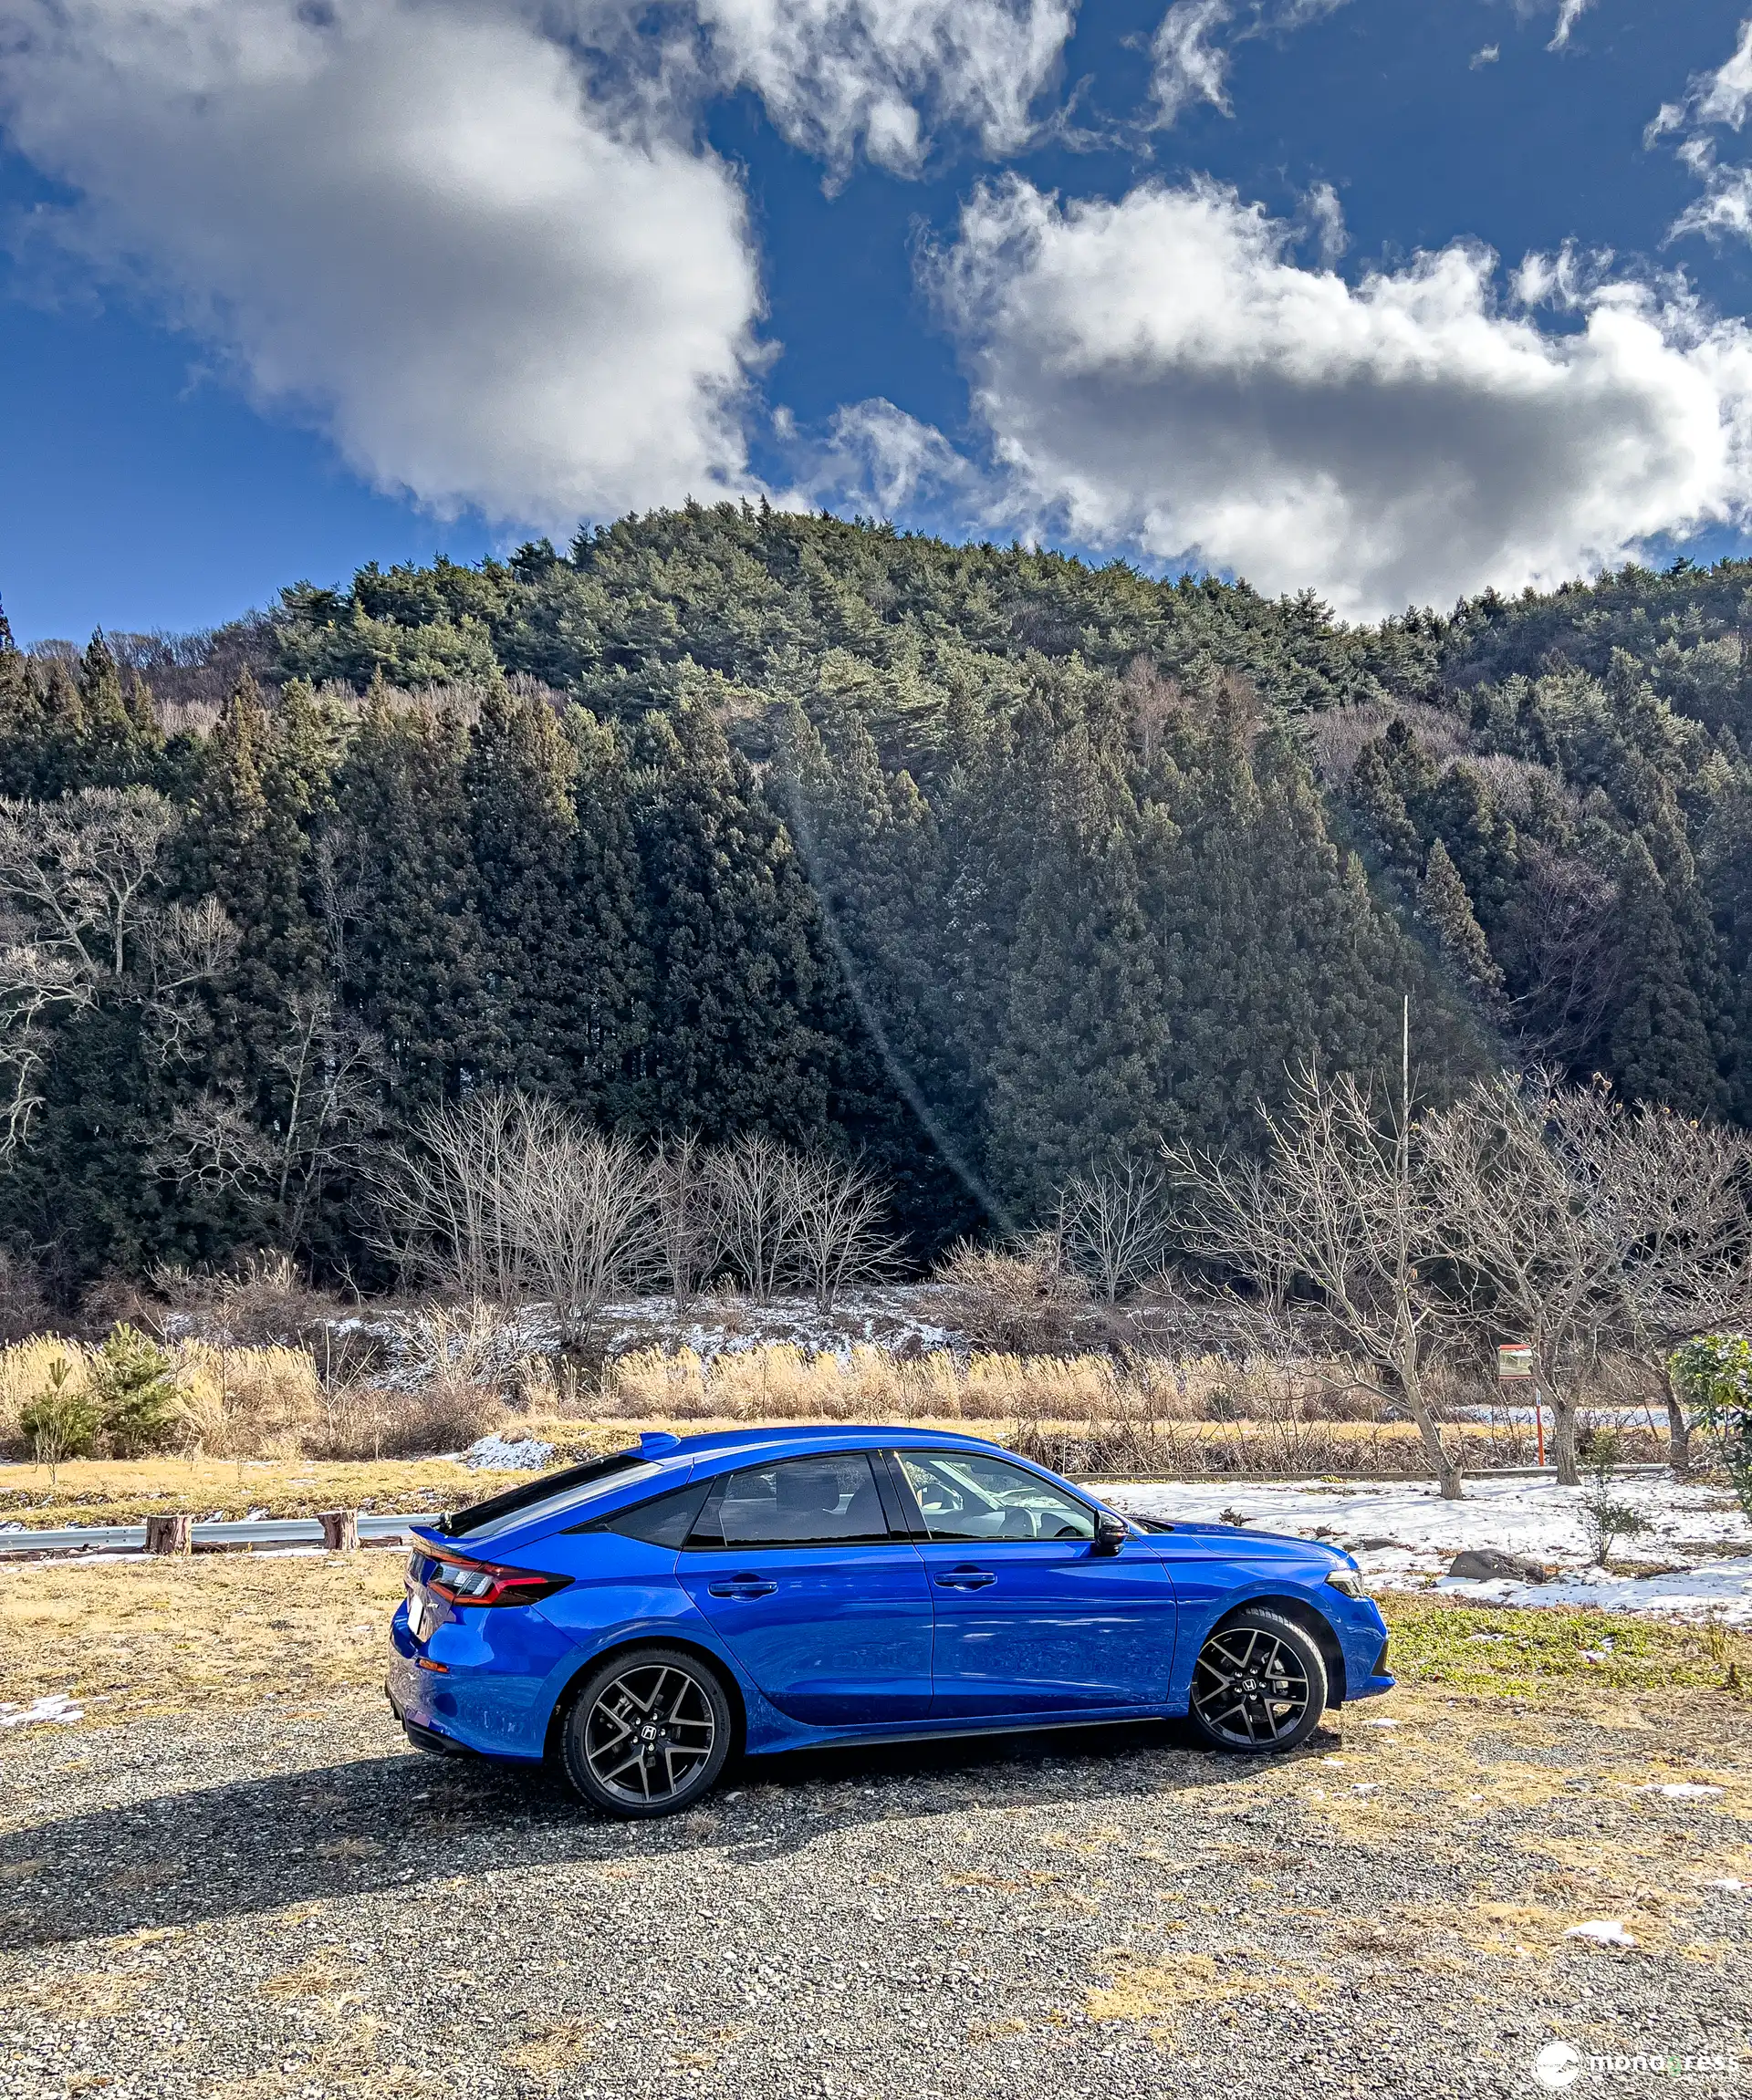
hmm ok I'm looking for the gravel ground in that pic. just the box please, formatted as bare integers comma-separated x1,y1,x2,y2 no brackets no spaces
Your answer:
2,1688,1750,2100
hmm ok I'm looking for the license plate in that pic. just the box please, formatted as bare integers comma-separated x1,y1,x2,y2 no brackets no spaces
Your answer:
407,1585,433,1643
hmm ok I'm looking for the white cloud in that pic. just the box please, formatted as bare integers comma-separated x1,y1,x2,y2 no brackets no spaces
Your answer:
0,0,1077,530
1146,0,1347,129
1149,0,1234,124
1649,20,1752,260
1470,45,1500,69
1674,167,1752,244
1649,19,1752,140
1,1,761,527
1547,0,1592,53
698,0,1076,174
785,397,984,525
933,176,1752,617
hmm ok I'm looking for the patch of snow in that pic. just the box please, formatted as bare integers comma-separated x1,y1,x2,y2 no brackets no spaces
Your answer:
0,1693,83,1729
1563,1919,1636,1948
1100,1473,1752,1623
464,1434,556,1472
1704,1878,1747,1893
1640,1783,1724,1801
1356,1717,1400,1728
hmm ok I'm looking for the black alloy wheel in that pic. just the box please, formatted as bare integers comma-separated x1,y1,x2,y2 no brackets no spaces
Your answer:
1187,1607,1328,1753
562,1646,733,1817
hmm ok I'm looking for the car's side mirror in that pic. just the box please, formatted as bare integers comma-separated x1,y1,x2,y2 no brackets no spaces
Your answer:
1092,1511,1128,1556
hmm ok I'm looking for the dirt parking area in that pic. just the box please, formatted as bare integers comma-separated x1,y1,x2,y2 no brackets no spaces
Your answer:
2,1567,1751,2099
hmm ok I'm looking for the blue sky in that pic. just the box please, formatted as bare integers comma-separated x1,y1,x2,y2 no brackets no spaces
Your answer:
4,0,1752,641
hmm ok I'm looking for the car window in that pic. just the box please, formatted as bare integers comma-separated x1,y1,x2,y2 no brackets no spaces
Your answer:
584,1481,711,1547
689,1453,891,1548
894,1451,1095,1545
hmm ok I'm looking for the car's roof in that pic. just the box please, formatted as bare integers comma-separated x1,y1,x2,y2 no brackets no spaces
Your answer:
427,1424,1032,1547
660,1424,1006,1459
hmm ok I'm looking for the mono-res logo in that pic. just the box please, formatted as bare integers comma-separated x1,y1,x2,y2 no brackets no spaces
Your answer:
1534,2041,1584,2092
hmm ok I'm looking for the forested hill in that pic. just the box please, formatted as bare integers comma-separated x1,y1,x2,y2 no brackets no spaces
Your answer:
3,505,1751,1290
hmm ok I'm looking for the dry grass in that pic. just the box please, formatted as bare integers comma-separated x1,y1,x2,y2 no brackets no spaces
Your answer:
0,1453,486,1527
595,1344,1602,1471
1086,1946,1329,2034
0,1553,409,1720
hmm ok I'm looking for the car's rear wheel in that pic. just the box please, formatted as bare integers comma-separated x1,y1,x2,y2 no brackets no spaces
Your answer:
561,1646,733,1817
1187,1608,1327,1753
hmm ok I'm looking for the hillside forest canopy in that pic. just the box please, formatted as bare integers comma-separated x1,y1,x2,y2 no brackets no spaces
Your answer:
3,504,1752,1302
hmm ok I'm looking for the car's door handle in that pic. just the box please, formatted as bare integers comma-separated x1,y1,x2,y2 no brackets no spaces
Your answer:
934,1568,996,1589
707,1578,778,1598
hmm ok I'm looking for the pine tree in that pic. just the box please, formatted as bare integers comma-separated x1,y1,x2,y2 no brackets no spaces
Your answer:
77,634,162,786
627,705,838,1140
1417,837,1504,1006
1609,836,1724,1114
1349,736,1422,880
986,758,1162,1215
564,705,648,1120
464,682,586,1096
331,683,485,1113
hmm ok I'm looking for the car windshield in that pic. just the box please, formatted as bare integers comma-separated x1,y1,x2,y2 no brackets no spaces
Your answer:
895,1450,1095,1544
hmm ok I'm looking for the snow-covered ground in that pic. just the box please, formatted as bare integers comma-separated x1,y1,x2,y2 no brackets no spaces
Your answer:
1098,1474,1752,1624
326,1286,966,1391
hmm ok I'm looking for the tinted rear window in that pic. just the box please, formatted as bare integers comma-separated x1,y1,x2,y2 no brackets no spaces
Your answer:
582,1481,712,1548
444,1451,658,1541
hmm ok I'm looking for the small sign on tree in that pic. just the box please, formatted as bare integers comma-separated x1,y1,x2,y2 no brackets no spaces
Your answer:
1497,1343,1535,1380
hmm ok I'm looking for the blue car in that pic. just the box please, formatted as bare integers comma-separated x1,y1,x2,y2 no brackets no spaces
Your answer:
388,1426,1392,1817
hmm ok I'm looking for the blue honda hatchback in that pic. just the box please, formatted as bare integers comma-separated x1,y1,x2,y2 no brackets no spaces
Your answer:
388,1426,1393,1817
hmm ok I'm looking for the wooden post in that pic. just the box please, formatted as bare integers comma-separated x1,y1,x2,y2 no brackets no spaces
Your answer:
144,1513,192,1556
319,1509,360,1554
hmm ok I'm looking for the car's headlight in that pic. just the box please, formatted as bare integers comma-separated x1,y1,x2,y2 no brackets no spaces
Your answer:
1325,1568,1370,1598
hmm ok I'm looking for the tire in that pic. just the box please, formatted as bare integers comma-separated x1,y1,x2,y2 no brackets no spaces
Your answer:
560,1646,734,1818
1186,1607,1328,1754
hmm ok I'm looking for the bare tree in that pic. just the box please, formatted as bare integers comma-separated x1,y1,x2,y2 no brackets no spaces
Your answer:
153,993,381,1249
1166,1063,1467,1499
653,1132,721,1315
1542,1089,1752,1476
1420,1075,1633,1486
787,1154,901,1313
1058,1161,1173,1304
0,788,181,1149
360,1091,528,1301
708,1133,807,1304
508,1121,661,1360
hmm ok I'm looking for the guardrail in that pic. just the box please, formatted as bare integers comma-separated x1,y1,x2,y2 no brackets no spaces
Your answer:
0,1513,423,1556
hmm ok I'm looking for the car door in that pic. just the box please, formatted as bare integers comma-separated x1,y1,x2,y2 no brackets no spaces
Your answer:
890,1449,1173,1718
675,1451,933,1726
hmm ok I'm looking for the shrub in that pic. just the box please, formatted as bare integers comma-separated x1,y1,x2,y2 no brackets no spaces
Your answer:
87,1324,181,1456
20,1356,103,1470
1579,1430,1653,1566
308,1376,509,1461
933,1236,1092,1354
1671,1334,1752,1519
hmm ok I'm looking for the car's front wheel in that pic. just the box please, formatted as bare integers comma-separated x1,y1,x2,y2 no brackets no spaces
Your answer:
561,1646,734,1817
1187,1608,1328,1753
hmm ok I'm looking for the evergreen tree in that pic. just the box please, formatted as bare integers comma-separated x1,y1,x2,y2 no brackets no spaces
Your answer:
464,683,587,1096
628,705,838,1140
1417,838,1504,1007
986,758,1161,1214
331,684,485,1113
1609,836,1724,1114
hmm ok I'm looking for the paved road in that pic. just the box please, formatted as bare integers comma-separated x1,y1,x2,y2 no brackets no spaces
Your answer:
2,1691,1748,2099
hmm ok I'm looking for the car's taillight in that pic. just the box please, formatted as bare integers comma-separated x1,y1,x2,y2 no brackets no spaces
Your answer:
422,1545,570,1609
